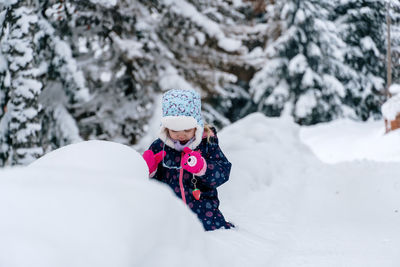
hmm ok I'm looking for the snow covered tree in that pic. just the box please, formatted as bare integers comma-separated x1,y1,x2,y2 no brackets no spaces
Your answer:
2,0,263,166
136,0,267,127
250,0,390,124
2,0,394,167
0,0,90,166
388,0,400,85
250,0,350,125
333,0,387,120
0,4,9,166
0,0,46,165
41,0,158,144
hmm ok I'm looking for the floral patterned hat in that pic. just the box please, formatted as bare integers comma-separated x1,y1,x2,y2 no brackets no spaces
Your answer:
159,89,204,148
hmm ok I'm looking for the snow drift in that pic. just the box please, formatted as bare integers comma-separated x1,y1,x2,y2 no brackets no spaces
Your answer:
1,113,399,267
0,141,205,267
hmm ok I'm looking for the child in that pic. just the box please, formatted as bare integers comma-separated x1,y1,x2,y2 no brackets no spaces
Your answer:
142,89,234,231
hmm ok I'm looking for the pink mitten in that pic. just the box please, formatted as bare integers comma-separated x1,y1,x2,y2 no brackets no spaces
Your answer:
181,147,206,175
143,150,166,174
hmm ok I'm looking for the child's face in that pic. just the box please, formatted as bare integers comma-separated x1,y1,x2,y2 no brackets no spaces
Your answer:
168,128,196,143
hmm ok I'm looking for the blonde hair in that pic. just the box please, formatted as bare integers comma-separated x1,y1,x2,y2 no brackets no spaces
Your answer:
204,124,213,143
164,124,214,143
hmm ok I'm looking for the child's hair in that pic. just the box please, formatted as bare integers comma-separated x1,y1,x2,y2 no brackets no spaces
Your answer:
204,124,213,143
165,124,214,143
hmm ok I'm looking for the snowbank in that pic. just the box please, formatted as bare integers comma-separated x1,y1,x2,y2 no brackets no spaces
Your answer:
218,113,316,207
218,114,400,267
0,141,205,267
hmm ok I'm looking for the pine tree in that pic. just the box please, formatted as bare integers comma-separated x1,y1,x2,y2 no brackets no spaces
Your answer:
388,0,400,85
250,0,349,125
0,1,90,166
139,0,262,127
334,0,387,120
0,3,9,166
0,1,46,165
41,0,157,144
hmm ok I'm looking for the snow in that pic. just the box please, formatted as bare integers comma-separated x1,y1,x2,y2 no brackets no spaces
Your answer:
295,9,306,23
300,118,400,163
368,74,385,92
15,123,41,142
0,52,6,72
389,83,400,95
18,107,38,120
1,114,400,267
288,54,308,75
217,38,242,53
100,72,112,83
250,57,287,103
194,31,206,45
382,84,400,121
360,36,379,57
9,41,33,71
110,33,144,60
265,80,289,105
301,67,317,87
88,0,117,8
52,105,83,145
134,94,163,152
295,90,317,117
158,64,195,91
307,42,322,57
14,7,38,36
382,94,400,121
52,38,90,102
13,78,42,98
78,37,89,53
12,147,44,165
0,108,10,139
0,141,204,267
246,46,265,68
323,74,345,97
161,0,242,52
0,0,14,6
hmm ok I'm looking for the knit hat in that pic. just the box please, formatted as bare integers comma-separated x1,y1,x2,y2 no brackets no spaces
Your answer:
159,89,204,149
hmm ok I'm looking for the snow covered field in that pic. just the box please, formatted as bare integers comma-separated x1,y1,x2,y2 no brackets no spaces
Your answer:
1,113,399,267
300,119,400,163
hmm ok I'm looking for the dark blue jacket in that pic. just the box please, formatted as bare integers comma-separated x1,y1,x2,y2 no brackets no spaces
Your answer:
148,128,233,231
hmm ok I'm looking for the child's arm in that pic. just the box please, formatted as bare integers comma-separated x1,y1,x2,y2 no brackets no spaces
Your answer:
143,149,166,178
143,140,166,182
198,143,231,188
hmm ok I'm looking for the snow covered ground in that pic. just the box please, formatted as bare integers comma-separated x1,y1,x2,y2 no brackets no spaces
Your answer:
1,113,399,267
300,119,400,163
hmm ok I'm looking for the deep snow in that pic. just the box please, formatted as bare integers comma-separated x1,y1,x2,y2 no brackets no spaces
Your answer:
1,113,399,267
300,118,400,163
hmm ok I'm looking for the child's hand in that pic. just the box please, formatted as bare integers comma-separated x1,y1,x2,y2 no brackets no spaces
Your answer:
181,147,206,175
142,150,166,174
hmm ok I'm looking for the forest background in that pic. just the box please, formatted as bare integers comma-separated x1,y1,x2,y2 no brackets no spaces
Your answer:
1,0,399,166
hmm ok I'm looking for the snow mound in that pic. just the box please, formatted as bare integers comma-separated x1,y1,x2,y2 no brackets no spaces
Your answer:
30,140,146,177
0,141,205,267
219,113,316,205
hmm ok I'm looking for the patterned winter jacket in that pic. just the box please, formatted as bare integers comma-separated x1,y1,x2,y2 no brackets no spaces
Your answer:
148,128,233,231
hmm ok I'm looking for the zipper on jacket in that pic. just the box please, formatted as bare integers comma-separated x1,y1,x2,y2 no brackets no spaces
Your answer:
179,152,186,204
